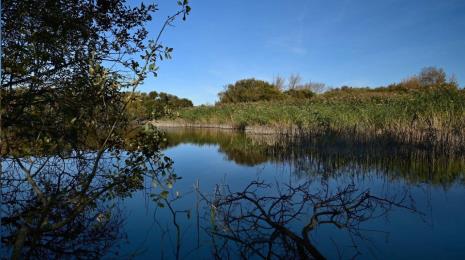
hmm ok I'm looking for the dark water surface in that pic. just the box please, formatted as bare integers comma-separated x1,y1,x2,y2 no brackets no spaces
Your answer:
117,128,465,259
2,127,465,259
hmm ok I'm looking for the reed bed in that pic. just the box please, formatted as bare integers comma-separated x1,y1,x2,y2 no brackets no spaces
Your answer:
164,89,465,152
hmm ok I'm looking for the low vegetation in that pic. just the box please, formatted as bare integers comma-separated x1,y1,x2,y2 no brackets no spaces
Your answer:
160,68,465,151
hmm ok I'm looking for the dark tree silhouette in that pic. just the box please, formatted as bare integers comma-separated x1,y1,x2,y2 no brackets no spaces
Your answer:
1,0,191,258
201,179,419,259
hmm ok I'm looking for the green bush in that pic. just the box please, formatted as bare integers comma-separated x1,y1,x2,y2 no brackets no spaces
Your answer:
126,91,193,121
284,88,315,99
218,78,284,104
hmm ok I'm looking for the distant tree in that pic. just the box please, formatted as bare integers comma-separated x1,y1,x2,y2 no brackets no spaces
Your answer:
391,67,457,91
218,78,284,104
418,67,447,87
177,98,194,107
149,91,159,99
272,75,286,90
298,81,326,93
288,74,302,89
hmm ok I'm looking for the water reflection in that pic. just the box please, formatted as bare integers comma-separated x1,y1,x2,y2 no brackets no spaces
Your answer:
150,127,465,258
161,127,465,186
1,155,127,258
2,127,465,259
201,179,419,259
1,128,177,259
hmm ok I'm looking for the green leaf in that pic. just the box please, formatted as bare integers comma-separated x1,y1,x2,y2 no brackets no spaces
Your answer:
160,190,169,199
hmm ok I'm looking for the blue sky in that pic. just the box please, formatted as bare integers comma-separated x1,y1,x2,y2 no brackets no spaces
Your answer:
136,0,465,105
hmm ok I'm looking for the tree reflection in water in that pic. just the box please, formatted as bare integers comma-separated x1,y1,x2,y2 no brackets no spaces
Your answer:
199,179,420,259
156,127,453,259
161,127,465,186
2,126,461,259
1,128,178,259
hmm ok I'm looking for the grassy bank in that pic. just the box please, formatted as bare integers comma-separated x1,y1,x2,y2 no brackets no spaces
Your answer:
161,88,465,151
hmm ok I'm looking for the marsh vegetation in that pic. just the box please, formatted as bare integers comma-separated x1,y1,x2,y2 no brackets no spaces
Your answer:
163,69,465,151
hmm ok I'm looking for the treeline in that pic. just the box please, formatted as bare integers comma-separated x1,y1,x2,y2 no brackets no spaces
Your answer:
125,91,193,121
2,86,193,142
217,67,461,105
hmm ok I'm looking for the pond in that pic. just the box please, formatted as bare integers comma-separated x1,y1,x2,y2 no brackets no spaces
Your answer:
121,127,465,259
2,127,465,259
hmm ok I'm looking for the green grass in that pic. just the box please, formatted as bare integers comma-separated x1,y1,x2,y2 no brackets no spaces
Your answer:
166,88,465,151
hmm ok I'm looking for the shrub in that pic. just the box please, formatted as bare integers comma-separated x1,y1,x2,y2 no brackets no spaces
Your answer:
218,78,284,104
284,88,315,99
388,67,458,91
125,91,193,121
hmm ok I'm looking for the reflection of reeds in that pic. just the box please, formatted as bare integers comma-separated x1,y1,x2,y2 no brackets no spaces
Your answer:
160,127,465,186
166,89,465,151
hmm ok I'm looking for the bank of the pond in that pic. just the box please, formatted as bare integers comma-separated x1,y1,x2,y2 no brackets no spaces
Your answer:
151,120,300,135
154,89,465,151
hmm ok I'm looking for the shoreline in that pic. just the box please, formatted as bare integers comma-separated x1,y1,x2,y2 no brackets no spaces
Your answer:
150,120,465,153
150,120,301,135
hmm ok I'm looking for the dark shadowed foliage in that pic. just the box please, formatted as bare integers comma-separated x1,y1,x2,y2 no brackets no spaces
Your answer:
125,91,193,121
1,0,191,258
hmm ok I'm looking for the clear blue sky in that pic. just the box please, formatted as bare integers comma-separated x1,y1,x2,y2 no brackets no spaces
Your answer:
135,0,465,105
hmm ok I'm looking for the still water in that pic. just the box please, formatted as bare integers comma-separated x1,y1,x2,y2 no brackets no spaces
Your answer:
117,127,465,259
2,127,465,259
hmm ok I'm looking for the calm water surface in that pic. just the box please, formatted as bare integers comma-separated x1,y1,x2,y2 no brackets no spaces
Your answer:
116,128,465,259
2,127,465,259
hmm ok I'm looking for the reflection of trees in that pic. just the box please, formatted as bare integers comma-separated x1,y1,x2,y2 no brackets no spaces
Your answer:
161,128,465,186
1,128,178,259
161,128,277,166
200,179,419,259
2,155,126,258
2,165,125,258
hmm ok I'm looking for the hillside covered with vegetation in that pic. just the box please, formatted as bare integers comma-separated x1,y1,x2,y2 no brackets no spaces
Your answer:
157,67,465,151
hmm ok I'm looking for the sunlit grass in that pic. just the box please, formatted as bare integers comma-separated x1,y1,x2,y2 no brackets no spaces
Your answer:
167,88,465,151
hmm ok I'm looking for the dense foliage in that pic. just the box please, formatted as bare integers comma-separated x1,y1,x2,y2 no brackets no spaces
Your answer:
218,78,284,104
217,75,330,104
125,91,193,121
1,0,189,155
1,0,190,258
